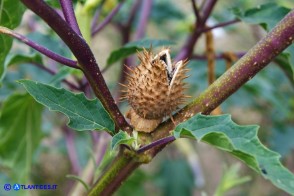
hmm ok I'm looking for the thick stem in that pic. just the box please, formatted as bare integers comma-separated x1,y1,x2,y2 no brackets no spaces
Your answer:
59,0,82,36
88,149,140,196
21,0,132,134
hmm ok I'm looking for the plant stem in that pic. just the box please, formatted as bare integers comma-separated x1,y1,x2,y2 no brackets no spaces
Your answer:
21,0,132,134
59,0,82,36
202,19,240,32
91,0,125,36
137,136,175,154
88,149,140,196
191,0,200,21
0,26,79,69
175,0,218,61
133,0,152,40
64,126,81,174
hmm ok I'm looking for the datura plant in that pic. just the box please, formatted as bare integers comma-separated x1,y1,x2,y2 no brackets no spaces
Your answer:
0,1,294,196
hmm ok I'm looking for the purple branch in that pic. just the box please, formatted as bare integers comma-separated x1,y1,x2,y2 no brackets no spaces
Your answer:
137,136,175,154
200,0,218,24
191,0,201,21
175,0,218,61
134,0,152,40
91,0,125,36
64,126,81,174
202,19,240,32
0,27,79,69
91,7,102,31
59,0,82,36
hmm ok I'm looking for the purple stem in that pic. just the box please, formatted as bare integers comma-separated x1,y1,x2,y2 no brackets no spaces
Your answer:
191,0,201,21
175,0,218,61
0,27,79,69
133,0,152,40
137,136,175,154
59,0,82,36
91,1,125,36
126,0,141,27
64,126,81,174
91,7,102,31
202,19,240,32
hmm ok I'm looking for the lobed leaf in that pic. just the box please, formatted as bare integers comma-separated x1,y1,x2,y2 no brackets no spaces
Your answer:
19,80,115,134
173,114,294,195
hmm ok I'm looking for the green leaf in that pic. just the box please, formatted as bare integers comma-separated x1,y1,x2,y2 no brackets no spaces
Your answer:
173,114,294,195
106,39,175,66
0,93,43,183
19,80,115,133
0,0,26,82
111,130,135,149
232,3,290,31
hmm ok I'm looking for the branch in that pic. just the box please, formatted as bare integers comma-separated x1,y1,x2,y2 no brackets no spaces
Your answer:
21,0,132,134
191,0,201,21
88,149,140,196
0,26,79,69
91,0,125,36
202,19,240,32
137,136,175,154
59,0,82,36
151,9,294,152
64,126,81,174
133,0,152,40
175,0,218,61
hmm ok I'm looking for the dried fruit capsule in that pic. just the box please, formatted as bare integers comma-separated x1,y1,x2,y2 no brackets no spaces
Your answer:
123,48,189,133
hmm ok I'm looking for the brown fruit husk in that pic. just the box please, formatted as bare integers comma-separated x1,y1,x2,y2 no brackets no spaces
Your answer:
123,48,188,132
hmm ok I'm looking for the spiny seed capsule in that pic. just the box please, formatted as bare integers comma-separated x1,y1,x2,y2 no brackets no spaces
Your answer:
122,48,189,133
